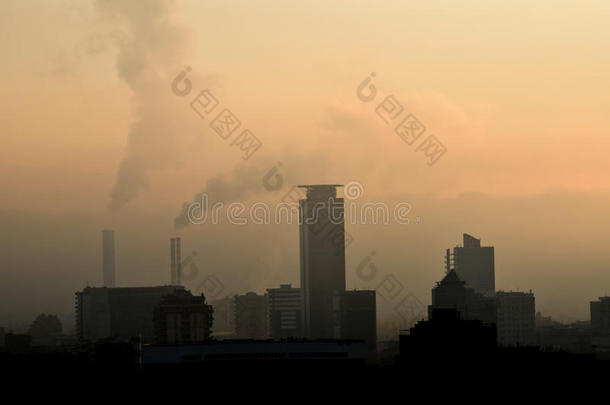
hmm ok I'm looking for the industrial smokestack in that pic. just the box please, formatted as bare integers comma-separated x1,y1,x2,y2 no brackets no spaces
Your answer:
170,238,176,285
176,237,182,286
102,230,116,287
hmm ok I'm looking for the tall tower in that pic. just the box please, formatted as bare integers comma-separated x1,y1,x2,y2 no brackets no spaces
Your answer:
298,184,346,338
102,230,116,287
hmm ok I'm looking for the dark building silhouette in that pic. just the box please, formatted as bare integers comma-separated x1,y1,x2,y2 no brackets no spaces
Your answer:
430,270,496,324
234,292,268,339
267,284,303,339
445,233,494,296
591,296,610,335
210,296,236,339
153,289,213,344
299,185,346,339
334,290,377,352
102,230,116,288
75,285,184,343
398,308,497,365
496,291,536,346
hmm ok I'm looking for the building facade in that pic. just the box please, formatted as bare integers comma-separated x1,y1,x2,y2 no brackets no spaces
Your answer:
153,290,213,344
446,233,495,296
299,185,346,339
333,290,377,352
496,291,536,347
591,296,610,335
234,292,268,339
267,284,303,339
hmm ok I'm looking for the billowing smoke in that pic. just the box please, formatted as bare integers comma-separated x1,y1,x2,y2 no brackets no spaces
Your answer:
98,0,195,211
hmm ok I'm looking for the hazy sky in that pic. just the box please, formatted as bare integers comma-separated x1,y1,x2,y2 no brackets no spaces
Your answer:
1,0,610,330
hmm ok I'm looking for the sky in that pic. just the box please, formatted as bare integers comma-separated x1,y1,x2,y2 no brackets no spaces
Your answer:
1,0,610,331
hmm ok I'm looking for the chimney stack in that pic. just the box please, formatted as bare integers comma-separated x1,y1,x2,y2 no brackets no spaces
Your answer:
102,230,116,287
170,238,176,285
176,237,182,286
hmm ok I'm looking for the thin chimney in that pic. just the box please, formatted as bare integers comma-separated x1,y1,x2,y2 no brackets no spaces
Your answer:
102,230,116,287
176,237,182,285
170,238,176,285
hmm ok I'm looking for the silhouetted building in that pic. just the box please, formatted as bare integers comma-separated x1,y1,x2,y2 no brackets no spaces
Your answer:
537,321,593,353
496,291,536,346
591,296,610,335
445,233,494,296
153,289,213,344
234,292,268,339
75,285,184,343
398,308,497,365
333,290,376,352
210,296,236,339
102,230,116,288
299,184,346,339
267,284,303,339
430,270,496,324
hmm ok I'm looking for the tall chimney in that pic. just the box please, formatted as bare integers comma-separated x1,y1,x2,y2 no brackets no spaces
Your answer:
176,237,182,285
170,238,176,285
102,230,116,287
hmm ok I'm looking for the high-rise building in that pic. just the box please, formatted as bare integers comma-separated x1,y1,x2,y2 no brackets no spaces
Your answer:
267,284,303,339
333,290,377,352
153,289,214,344
496,291,536,347
590,296,610,335
299,184,346,338
234,292,268,339
102,230,116,288
430,270,496,324
75,285,184,343
445,233,495,296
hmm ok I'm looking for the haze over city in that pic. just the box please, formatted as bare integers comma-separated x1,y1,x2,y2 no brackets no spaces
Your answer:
2,0,610,340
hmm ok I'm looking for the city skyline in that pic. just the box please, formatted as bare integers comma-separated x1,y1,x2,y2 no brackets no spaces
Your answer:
2,0,610,348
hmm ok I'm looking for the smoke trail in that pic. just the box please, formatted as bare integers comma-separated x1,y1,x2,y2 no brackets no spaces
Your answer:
99,0,191,211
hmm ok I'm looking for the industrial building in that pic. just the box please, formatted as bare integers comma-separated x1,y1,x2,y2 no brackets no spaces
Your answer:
75,285,185,343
